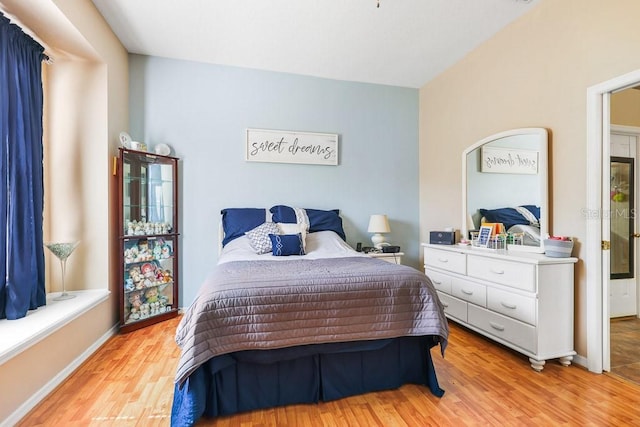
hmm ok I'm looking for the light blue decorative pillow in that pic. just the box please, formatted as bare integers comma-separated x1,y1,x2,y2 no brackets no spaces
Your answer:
245,222,280,254
269,233,305,256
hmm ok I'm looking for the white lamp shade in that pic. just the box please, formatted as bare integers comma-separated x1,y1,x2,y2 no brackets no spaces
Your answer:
368,214,390,233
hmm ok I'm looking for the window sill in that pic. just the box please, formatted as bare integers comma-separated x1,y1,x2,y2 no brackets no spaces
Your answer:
0,289,110,366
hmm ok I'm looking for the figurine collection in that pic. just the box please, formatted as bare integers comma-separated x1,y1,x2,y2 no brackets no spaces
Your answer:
124,237,174,323
125,219,172,236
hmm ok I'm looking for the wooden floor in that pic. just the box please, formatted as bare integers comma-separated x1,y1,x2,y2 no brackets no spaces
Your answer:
17,317,640,426
610,317,640,385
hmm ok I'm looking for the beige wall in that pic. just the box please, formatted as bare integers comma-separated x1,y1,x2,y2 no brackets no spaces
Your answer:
419,0,640,360
612,88,640,127
0,0,127,423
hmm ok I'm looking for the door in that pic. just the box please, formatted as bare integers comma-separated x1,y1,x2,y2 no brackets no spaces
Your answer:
609,133,638,318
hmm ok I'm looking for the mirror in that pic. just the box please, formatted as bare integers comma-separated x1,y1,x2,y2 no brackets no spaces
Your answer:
610,157,634,279
462,128,548,253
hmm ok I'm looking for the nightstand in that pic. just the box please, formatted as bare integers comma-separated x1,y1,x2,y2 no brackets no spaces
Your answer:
366,251,404,265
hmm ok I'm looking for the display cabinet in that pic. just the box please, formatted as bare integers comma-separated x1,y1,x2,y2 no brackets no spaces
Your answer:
117,148,179,333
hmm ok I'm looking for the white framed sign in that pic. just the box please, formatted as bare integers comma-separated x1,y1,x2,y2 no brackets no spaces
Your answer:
481,146,538,174
245,128,338,166
477,225,493,248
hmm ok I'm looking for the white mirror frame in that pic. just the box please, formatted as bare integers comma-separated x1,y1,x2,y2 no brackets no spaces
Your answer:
461,127,549,253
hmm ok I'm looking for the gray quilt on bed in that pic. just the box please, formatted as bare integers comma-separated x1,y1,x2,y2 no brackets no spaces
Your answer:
174,257,449,386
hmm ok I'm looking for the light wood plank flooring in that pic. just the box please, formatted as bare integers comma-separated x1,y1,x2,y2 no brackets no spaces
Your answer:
17,317,640,426
610,317,640,385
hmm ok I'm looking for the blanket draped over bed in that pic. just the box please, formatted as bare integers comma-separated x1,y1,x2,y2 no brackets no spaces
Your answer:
175,256,448,387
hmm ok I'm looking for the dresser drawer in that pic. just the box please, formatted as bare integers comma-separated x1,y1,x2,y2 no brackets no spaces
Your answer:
424,248,466,274
468,305,536,353
425,268,452,293
451,277,486,307
467,255,535,292
487,288,536,325
437,291,467,322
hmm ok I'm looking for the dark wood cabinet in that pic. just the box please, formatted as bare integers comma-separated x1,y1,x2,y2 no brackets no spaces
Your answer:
117,148,179,332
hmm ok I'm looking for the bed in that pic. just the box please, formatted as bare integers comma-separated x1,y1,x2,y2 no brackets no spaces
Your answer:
170,206,449,426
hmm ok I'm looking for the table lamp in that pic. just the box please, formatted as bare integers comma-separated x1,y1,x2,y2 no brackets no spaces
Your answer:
368,214,390,249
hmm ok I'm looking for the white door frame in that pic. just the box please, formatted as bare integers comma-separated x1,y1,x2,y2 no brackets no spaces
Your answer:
586,69,640,373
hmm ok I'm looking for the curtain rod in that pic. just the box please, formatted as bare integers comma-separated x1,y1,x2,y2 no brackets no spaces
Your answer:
0,7,55,64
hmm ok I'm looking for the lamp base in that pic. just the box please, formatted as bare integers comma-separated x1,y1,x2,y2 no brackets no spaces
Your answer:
371,233,388,250
53,292,76,301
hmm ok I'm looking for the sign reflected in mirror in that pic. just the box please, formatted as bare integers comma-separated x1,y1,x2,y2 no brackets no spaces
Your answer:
481,146,538,174
462,128,549,253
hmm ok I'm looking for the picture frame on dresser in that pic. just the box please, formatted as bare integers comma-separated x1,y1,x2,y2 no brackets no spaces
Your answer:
477,225,492,247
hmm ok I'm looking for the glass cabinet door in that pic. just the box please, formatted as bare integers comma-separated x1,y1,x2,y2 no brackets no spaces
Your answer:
122,151,176,236
118,148,179,332
123,236,176,324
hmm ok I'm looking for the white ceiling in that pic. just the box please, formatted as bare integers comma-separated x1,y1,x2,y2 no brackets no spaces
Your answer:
92,0,538,88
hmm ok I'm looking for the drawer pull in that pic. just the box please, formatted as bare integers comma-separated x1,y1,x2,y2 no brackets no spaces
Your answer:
438,258,449,263
500,301,517,310
490,268,505,275
461,289,473,295
442,302,449,308
432,279,442,285
489,321,505,331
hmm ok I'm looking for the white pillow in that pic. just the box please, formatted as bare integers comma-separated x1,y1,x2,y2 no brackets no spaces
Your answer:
278,222,307,251
245,222,280,254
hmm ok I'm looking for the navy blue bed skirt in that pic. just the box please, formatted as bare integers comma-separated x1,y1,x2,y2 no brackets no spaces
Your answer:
171,336,444,427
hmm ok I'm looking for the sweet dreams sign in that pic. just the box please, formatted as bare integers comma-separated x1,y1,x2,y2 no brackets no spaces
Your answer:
245,128,339,166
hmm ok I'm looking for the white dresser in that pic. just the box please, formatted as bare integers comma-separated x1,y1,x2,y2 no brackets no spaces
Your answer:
422,243,578,371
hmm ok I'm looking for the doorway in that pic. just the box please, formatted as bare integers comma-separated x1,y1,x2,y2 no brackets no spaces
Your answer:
585,68,640,375
609,120,640,384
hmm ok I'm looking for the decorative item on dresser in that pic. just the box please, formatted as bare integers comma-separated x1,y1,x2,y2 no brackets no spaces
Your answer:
115,148,180,333
422,243,577,371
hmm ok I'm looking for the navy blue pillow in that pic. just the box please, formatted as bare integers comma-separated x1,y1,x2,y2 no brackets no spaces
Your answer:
520,205,540,220
269,205,346,240
306,208,345,240
269,233,305,256
479,207,535,230
221,208,267,246
269,205,297,223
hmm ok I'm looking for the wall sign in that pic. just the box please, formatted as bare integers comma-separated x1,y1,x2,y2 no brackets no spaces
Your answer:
245,128,339,166
481,146,538,174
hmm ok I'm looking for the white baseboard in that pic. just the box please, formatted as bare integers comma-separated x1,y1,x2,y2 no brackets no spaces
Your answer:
573,353,588,369
1,323,119,427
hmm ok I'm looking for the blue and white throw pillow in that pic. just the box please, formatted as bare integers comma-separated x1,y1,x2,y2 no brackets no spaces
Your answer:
269,233,306,256
245,222,280,254
277,222,307,251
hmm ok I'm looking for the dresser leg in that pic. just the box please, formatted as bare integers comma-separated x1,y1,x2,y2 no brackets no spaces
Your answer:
529,358,546,372
558,355,573,367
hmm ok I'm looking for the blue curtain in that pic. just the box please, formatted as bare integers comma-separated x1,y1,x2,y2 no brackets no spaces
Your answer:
0,13,46,320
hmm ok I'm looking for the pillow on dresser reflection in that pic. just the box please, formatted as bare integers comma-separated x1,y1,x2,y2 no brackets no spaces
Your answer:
479,206,539,231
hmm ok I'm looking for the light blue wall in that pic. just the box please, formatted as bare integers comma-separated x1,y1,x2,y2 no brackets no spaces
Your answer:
129,54,419,306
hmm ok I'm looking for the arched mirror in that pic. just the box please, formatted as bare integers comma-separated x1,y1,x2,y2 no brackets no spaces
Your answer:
462,128,548,253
